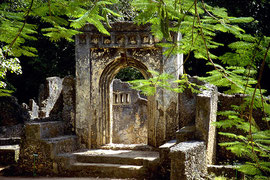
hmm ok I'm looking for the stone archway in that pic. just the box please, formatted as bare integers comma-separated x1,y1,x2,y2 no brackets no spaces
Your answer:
75,22,183,149
99,57,153,146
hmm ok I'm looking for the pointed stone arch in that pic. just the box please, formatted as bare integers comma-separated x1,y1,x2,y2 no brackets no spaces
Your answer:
98,56,154,146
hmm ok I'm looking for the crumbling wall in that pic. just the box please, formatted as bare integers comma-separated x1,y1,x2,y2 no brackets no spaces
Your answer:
62,76,76,132
27,76,75,129
177,76,218,165
38,77,63,118
112,79,147,144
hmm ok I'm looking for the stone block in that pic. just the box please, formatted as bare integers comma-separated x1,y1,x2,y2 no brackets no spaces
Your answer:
169,141,207,180
62,76,76,132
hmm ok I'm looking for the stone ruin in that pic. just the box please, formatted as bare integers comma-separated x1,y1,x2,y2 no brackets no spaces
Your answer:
0,22,249,179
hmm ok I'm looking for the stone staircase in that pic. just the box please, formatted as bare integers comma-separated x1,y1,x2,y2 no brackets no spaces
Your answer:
23,120,160,179
56,148,159,178
24,121,79,158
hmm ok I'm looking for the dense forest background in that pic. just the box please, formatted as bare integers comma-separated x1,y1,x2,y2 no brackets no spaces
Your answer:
3,0,269,103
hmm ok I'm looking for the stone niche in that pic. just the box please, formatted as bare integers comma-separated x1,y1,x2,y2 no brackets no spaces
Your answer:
111,79,147,144
75,22,183,148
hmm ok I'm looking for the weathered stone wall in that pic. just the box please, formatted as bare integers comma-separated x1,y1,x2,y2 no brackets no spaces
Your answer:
17,137,54,176
169,141,207,180
62,76,76,133
178,76,204,128
112,79,147,144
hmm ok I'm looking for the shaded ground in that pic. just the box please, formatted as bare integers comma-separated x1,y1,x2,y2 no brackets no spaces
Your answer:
0,166,127,180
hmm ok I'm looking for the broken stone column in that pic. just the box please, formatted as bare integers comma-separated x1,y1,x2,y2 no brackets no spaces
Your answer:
38,77,63,118
195,83,218,165
29,99,39,119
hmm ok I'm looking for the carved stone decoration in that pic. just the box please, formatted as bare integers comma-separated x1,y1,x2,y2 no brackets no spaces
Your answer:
90,36,99,45
129,36,137,45
103,37,111,45
142,36,149,44
116,35,125,46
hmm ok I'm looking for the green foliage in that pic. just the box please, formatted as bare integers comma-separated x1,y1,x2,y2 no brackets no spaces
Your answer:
115,67,144,81
129,72,202,96
0,48,22,90
130,0,270,178
0,0,121,95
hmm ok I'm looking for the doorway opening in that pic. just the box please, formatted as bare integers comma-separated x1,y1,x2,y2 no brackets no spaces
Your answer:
110,67,148,144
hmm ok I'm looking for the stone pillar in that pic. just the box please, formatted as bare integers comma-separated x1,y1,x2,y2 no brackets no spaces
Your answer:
62,76,76,133
195,83,218,164
75,33,91,148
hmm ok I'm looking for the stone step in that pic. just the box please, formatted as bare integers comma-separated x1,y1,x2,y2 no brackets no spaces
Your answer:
0,145,20,165
0,137,21,145
25,121,67,139
176,125,196,143
100,143,155,151
69,162,146,178
74,149,160,166
43,135,78,156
